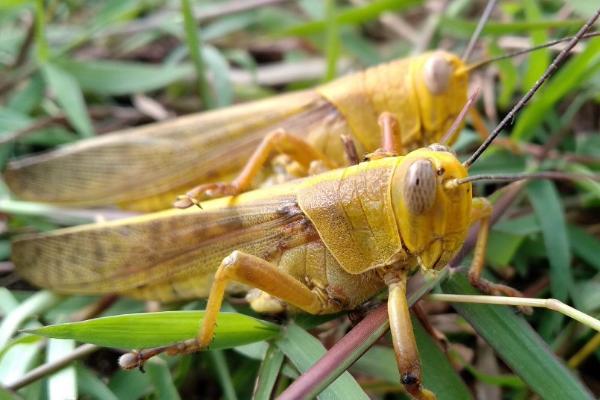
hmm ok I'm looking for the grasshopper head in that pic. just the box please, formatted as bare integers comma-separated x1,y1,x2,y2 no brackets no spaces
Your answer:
414,51,469,146
391,144,472,270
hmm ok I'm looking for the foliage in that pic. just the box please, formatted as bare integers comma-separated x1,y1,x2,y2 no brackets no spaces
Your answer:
1,1,599,399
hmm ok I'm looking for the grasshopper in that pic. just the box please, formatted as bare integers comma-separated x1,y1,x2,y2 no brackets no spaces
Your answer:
3,2,544,212
3,50,470,211
12,9,600,398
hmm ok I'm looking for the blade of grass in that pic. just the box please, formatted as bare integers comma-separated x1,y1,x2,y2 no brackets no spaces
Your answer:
440,17,584,38
276,323,369,400
76,365,119,400
47,339,77,400
181,0,215,109
0,291,63,348
208,350,238,400
34,0,48,62
323,0,339,82
253,343,284,400
145,358,181,400
527,180,571,338
568,224,600,272
441,273,594,400
56,59,192,96
523,0,550,89
41,62,94,138
108,368,151,400
25,311,279,350
283,0,421,36
512,37,600,140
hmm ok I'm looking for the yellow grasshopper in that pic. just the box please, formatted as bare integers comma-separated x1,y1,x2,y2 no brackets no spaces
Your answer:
3,50,469,212
5,4,590,213
12,11,600,396
2,3,535,212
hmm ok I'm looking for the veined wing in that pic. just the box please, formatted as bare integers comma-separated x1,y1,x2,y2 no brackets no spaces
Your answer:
4,90,339,210
13,194,310,302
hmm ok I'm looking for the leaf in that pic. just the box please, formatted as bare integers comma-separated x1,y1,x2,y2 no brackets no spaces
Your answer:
26,311,279,350
526,181,571,301
523,0,550,89
253,343,284,400
276,323,368,400
511,38,600,140
41,62,94,137
145,358,181,400
441,273,594,400
76,366,119,400
56,59,193,96
203,45,233,107
568,225,600,272
47,339,77,400
527,180,572,337
439,17,584,38
283,0,421,35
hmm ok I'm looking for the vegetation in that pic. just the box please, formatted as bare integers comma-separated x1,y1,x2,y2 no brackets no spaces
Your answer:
1,1,599,399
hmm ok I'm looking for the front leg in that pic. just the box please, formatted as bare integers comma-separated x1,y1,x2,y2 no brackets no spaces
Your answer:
468,197,532,314
386,271,436,400
119,251,337,369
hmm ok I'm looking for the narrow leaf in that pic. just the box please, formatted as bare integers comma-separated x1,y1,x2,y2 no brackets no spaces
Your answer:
41,62,94,137
253,343,284,400
57,59,192,96
276,323,368,400
26,311,279,350
145,358,181,400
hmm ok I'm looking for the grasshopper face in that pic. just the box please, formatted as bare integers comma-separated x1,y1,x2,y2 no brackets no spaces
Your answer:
391,144,472,270
412,51,469,146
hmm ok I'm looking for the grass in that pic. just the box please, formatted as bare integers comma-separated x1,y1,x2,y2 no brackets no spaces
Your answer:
1,1,600,399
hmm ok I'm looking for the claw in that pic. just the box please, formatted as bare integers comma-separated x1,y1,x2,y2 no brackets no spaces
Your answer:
173,182,241,209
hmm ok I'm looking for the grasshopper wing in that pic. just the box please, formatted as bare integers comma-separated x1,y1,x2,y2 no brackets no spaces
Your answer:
13,195,308,302
4,91,338,211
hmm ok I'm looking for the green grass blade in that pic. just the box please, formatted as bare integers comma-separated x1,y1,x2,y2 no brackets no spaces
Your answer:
47,339,77,400
145,358,181,400
323,0,340,82
527,180,571,337
440,17,584,38
523,0,550,89
0,291,63,348
56,59,192,96
208,350,238,400
26,311,279,350
253,343,284,400
441,273,594,400
76,365,119,400
568,224,600,272
181,0,215,109
512,37,600,140
41,62,94,138
283,0,421,36
276,323,369,400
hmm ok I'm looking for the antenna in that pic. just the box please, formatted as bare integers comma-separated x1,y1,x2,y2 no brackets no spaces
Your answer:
462,0,498,62
446,171,600,188
462,7,600,169
462,31,600,73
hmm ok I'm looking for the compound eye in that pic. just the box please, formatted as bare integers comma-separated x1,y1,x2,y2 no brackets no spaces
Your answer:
424,54,453,95
403,159,436,215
